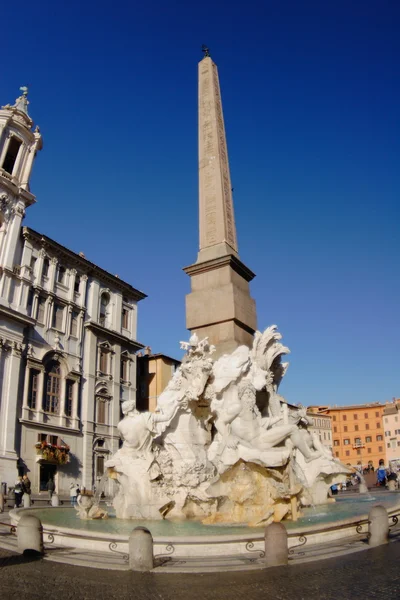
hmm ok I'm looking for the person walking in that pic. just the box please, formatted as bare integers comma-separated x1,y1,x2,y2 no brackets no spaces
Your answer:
69,482,77,505
46,477,55,502
14,476,24,508
22,474,31,495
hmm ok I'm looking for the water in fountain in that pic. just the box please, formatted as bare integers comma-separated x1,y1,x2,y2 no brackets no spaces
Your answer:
356,470,374,500
292,458,316,511
94,473,109,506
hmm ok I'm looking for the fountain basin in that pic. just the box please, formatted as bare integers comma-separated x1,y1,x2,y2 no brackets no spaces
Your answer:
10,492,400,560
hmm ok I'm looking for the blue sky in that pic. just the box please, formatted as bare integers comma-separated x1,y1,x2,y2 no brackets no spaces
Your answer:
1,1,399,407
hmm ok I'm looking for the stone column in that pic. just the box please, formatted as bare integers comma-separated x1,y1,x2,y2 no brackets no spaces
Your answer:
2,342,23,456
31,290,39,320
21,365,31,419
48,257,58,292
72,378,80,427
68,269,77,303
2,203,26,270
36,249,46,284
20,144,37,189
80,274,88,308
46,296,54,330
35,368,45,423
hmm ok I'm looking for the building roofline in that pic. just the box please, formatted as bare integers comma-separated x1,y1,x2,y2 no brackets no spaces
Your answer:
138,352,181,364
308,403,384,412
84,320,145,350
23,227,147,301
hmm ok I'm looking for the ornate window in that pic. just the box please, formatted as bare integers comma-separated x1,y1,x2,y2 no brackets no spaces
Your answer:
99,350,108,374
52,303,65,330
57,266,66,284
120,351,130,382
97,399,106,424
122,307,129,329
70,311,79,337
98,342,112,375
65,380,74,417
28,370,40,409
99,293,110,327
74,275,80,293
2,137,22,174
27,288,34,316
42,258,50,278
44,361,61,414
37,296,46,323
96,455,105,477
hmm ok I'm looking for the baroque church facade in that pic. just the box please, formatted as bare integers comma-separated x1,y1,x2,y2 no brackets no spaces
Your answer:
0,89,146,495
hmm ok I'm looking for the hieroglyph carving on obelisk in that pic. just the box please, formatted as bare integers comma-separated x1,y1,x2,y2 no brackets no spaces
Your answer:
198,56,238,262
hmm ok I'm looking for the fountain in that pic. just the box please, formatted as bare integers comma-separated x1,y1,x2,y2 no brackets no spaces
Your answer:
10,326,400,566
103,326,349,526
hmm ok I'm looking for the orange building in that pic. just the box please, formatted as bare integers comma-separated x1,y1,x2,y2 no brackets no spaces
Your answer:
308,403,385,469
136,347,181,412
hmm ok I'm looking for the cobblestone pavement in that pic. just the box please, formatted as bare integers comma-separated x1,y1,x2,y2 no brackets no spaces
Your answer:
0,540,400,600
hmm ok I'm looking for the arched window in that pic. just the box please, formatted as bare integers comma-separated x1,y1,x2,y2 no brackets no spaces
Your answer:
44,361,61,414
2,137,22,174
99,293,110,326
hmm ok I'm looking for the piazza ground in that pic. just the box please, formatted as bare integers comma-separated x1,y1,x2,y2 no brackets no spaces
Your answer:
1,541,400,600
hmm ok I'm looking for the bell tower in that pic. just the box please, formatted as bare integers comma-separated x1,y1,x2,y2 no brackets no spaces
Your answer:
0,87,42,268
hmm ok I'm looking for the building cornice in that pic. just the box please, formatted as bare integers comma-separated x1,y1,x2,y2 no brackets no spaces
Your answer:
183,254,255,282
0,304,36,326
19,418,82,435
84,320,145,350
23,227,147,301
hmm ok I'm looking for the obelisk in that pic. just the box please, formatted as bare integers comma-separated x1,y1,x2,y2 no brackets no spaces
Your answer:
184,48,257,355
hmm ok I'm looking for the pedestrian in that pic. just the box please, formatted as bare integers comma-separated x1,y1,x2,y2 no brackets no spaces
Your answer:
376,460,387,487
14,476,24,508
46,477,55,501
22,474,31,496
69,482,77,505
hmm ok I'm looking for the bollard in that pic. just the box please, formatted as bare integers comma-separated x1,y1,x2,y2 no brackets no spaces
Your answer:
129,526,154,571
368,505,389,547
0,493,4,512
23,493,31,508
17,514,43,555
388,480,396,492
51,494,60,507
264,522,288,567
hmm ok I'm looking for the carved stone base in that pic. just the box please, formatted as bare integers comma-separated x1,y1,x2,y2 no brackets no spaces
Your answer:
184,255,257,355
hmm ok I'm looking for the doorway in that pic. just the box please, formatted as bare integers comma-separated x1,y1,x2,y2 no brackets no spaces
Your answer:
39,464,57,491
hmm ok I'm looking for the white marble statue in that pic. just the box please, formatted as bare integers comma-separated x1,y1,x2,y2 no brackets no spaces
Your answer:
105,326,350,524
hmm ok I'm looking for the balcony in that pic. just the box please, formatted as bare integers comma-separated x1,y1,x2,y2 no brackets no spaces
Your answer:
35,441,70,465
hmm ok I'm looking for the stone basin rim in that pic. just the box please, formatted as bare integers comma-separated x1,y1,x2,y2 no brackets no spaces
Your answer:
10,502,400,544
